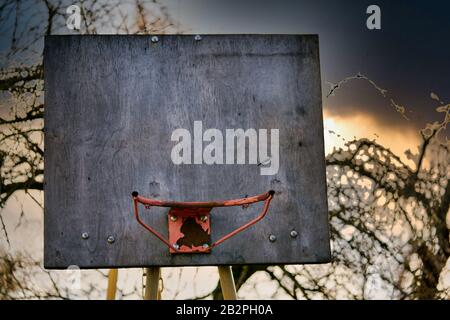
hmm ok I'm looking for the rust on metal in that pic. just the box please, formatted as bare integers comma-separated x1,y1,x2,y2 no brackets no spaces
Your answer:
168,207,211,254
132,190,274,254
133,191,273,208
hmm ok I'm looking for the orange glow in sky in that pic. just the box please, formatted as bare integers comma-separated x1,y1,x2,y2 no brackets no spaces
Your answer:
323,107,421,168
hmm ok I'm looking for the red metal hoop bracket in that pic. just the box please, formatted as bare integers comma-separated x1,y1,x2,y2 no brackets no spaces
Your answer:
132,190,275,253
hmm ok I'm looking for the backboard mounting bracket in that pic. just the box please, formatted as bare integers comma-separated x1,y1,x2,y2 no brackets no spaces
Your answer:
168,207,212,253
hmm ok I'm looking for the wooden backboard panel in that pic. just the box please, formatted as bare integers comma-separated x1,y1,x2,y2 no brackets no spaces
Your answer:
44,35,331,268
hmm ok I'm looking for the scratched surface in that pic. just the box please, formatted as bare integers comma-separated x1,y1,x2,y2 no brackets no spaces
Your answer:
44,35,331,268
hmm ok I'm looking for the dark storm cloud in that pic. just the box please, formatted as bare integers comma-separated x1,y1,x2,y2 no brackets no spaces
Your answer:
2,0,448,130
176,0,450,129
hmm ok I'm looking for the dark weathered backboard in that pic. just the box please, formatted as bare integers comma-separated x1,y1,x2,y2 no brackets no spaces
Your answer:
44,35,330,268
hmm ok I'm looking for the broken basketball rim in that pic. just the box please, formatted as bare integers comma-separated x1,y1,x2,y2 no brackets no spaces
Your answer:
132,190,275,253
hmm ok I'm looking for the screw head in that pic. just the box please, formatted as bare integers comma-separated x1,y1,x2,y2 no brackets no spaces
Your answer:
81,232,89,240
202,243,209,249
107,235,115,244
200,215,208,222
172,243,180,250
151,36,159,43
194,34,202,41
170,215,178,222
269,234,277,242
290,230,298,238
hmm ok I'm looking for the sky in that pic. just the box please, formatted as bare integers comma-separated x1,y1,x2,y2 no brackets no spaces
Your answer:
161,0,450,157
164,0,450,121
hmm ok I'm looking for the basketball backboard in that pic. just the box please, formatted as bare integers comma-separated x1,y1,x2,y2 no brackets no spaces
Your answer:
44,35,330,268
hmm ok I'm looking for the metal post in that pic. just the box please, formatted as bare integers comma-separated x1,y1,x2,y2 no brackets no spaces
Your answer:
218,266,237,300
144,267,161,300
106,269,118,300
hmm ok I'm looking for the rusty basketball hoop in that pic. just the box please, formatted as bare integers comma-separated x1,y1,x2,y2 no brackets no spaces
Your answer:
132,190,275,253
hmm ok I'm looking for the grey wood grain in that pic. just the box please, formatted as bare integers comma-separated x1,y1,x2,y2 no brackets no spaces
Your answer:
44,35,331,268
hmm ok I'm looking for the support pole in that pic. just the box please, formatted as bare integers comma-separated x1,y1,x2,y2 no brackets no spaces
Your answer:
106,269,118,300
218,266,237,300
144,267,161,300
